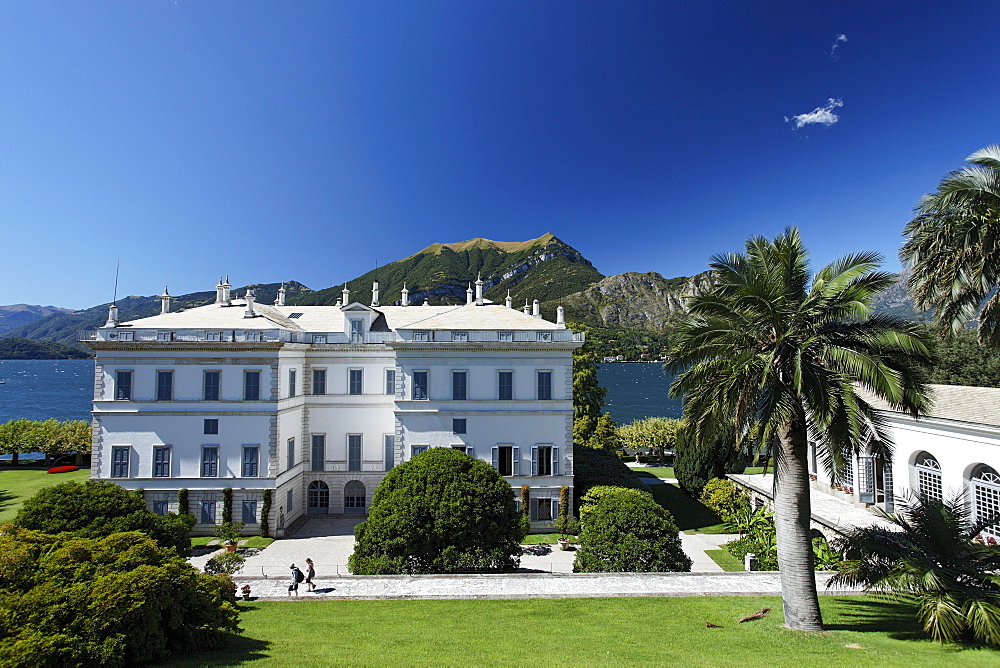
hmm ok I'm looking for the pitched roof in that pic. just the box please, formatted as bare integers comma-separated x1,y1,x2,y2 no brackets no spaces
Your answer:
861,384,1000,428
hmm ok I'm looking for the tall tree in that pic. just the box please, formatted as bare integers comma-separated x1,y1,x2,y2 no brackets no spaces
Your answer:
617,417,681,464
668,228,930,631
901,145,1000,345
571,331,608,446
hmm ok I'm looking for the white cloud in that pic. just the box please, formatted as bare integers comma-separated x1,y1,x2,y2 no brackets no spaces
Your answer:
784,98,844,129
830,33,848,58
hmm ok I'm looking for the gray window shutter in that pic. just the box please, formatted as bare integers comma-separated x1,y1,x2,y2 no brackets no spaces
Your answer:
552,447,559,476
513,447,520,476
531,446,538,476
858,456,875,503
530,497,538,521
491,446,499,471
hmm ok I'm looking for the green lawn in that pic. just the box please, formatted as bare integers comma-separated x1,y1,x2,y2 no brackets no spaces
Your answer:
632,466,676,479
0,468,90,522
706,548,745,572
522,533,577,545
191,536,275,549
166,597,997,666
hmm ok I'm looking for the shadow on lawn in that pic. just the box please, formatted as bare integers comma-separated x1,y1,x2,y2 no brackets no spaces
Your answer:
645,481,724,532
824,597,927,641
0,488,15,519
167,606,271,666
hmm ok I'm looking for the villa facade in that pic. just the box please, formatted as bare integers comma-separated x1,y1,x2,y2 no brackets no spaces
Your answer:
82,278,582,535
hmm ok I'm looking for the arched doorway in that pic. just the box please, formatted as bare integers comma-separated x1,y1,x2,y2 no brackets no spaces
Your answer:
971,464,1000,540
344,481,366,514
913,451,942,501
307,480,329,514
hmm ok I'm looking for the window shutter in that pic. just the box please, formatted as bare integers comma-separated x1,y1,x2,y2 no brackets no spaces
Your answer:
858,456,875,503
513,447,520,476
531,446,538,476
530,497,539,521
466,445,474,459
491,446,499,471
552,446,559,475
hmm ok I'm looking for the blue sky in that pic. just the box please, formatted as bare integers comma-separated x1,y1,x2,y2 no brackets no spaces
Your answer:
1,2,997,308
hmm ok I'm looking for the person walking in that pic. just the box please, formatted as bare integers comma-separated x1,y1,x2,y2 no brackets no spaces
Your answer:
304,558,316,592
288,563,303,596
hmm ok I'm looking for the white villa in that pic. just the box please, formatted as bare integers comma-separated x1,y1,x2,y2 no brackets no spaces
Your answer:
82,277,583,535
732,384,1000,541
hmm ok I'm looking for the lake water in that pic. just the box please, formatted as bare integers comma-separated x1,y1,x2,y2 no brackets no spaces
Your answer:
0,359,678,426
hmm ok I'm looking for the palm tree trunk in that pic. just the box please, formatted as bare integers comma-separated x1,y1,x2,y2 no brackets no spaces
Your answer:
773,416,824,631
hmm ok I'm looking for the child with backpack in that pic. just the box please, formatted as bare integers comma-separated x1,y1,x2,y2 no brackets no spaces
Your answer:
288,563,304,595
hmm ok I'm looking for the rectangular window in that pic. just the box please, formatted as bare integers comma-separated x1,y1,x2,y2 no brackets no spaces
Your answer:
348,434,362,471
350,319,365,343
452,331,468,342
204,418,219,435
312,369,326,395
201,446,219,477
245,332,263,342
453,418,467,434
498,331,513,342
452,371,467,400
203,370,221,401
111,446,129,478
312,334,328,344
288,369,296,398
385,369,396,395
492,445,518,476
244,371,261,400
311,435,325,472
156,370,173,401
286,489,294,513
413,331,429,342
498,371,513,401
152,500,168,516
242,446,259,477
532,445,558,476
242,500,258,524
384,434,395,471
205,331,222,342
115,370,132,400
411,445,428,457
451,444,472,455
153,446,171,478
118,331,134,341
535,498,554,521
412,371,428,400
200,501,216,525
538,332,552,343
286,437,295,470
157,331,175,342
349,369,363,395
537,371,552,400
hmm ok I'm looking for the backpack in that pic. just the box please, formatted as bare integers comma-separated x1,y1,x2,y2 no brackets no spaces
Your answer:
294,568,304,583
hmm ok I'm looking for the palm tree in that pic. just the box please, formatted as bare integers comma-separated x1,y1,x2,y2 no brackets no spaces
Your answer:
830,491,1000,646
901,145,1000,345
668,228,930,631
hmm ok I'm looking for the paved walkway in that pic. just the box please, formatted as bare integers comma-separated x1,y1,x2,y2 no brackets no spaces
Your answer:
232,571,858,600
729,473,896,535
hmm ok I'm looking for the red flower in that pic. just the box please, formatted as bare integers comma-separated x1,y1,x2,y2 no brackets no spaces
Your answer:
46,465,80,474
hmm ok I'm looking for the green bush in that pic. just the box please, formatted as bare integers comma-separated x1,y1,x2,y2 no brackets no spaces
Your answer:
349,447,525,574
205,550,246,575
214,521,245,545
0,526,239,666
699,478,751,520
724,528,778,571
14,480,194,556
574,487,691,573
673,420,746,497
573,444,644,499
260,489,272,537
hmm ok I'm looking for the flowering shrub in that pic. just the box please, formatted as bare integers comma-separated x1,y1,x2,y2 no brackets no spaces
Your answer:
46,465,80,474
241,584,251,597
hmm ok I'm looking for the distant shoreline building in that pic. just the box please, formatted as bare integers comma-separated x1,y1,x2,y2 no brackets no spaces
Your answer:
82,278,582,535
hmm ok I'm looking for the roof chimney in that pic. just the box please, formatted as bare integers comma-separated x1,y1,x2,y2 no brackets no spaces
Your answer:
475,274,484,306
372,280,380,307
401,284,409,306
215,277,225,304
244,289,257,318
220,275,232,306
556,305,565,328
159,286,172,314
342,284,350,306
523,300,531,315
505,290,512,309
532,299,540,318
275,283,286,307
104,303,119,328
466,283,474,305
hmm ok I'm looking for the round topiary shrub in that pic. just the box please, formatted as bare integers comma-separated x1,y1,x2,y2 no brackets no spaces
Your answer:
573,486,692,573
348,447,525,574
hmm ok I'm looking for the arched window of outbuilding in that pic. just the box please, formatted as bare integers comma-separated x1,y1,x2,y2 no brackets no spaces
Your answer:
914,451,942,501
971,464,1000,540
